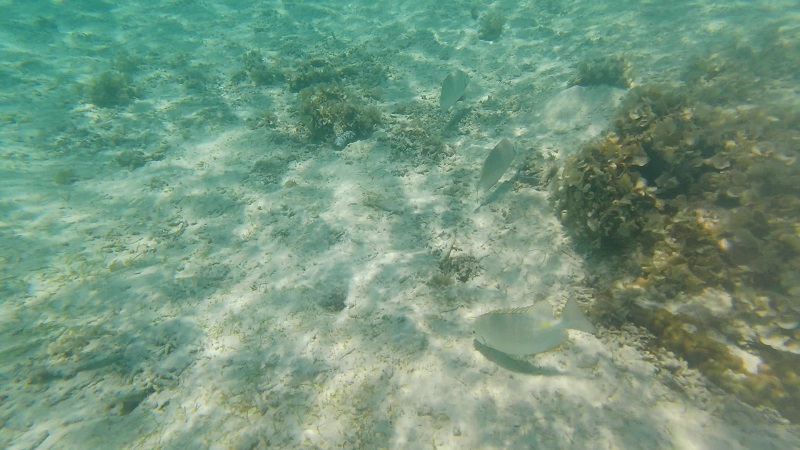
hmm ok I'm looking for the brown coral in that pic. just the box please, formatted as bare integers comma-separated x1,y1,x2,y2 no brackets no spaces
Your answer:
554,34,800,422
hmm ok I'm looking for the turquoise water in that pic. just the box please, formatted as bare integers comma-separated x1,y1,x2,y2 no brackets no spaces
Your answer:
2,1,799,448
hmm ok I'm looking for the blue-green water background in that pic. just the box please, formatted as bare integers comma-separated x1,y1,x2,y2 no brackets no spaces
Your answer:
2,1,799,448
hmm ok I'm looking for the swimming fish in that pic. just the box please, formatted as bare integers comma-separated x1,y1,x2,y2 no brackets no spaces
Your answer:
477,138,516,193
473,298,595,356
440,69,470,112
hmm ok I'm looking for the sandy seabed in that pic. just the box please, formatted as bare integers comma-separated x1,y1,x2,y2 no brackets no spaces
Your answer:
1,1,799,448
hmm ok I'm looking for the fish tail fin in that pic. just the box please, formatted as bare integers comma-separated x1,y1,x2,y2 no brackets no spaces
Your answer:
561,298,596,334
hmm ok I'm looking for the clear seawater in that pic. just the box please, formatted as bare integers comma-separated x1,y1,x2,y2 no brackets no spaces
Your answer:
2,1,799,448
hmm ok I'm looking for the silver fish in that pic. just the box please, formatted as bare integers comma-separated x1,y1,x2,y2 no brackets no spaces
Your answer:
440,69,470,112
477,138,516,193
474,298,595,356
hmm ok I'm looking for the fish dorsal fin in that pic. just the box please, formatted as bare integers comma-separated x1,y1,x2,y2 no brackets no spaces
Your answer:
529,301,555,320
483,302,555,319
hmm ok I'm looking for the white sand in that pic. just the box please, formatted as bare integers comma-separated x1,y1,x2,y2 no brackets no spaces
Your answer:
2,1,799,448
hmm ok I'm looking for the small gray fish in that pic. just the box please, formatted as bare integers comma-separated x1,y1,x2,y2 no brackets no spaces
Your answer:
440,69,470,112
477,138,516,193
474,298,595,356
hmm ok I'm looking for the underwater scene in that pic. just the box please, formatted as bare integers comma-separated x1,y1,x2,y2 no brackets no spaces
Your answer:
2,0,800,448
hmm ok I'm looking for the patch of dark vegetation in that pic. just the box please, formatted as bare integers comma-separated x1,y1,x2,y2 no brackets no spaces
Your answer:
286,48,389,93
87,70,139,108
477,10,507,41
233,50,285,86
249,155,293,187
319,289,348,312
53,168,79,185
298,83,381,142
438,251,482,284
115,149,165,170
570,55,632,89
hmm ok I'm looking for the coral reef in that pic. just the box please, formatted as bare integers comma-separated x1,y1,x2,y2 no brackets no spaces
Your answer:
553,32,800,422
627,303,800,423
555,80,800,297
554,131,658,250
